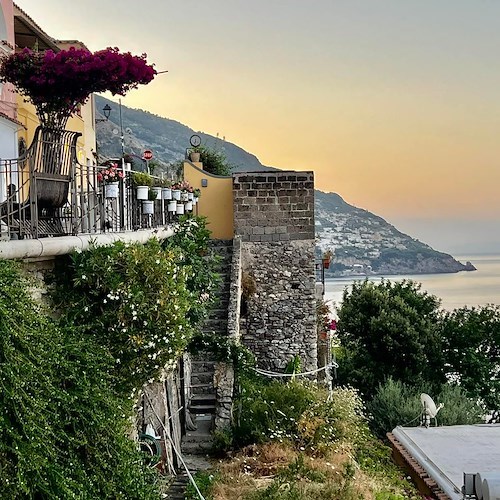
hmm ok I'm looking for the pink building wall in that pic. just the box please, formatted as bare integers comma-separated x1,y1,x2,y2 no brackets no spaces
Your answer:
0,0,16,121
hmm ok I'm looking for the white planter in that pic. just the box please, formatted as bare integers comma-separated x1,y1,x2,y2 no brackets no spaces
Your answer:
152,187,162,200
142,200,154,214
176,203,185,215
180,191,189,202
194,196,199,204
167,200,177,212
185,201,193,211
188,192,194,201
172,189,181,201
105,182,119,199
162,188,172,200
136,185,149,200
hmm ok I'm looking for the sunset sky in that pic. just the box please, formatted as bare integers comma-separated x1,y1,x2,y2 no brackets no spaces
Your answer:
15,0,500,253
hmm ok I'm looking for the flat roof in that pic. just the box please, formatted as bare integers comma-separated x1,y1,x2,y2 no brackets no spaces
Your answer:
391,425,500,499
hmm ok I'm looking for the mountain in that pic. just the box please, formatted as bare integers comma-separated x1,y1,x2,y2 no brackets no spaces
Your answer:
95,95,275,173
95,95,474,276
315,191,474,276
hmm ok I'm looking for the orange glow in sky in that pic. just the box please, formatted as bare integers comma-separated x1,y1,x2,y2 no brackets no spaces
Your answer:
14,1,500,249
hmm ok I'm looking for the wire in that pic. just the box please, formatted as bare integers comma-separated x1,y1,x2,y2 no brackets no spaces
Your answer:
252,362,338,378
143,392,206,500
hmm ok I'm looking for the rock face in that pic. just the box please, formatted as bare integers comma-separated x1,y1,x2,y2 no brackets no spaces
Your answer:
315,190,474,276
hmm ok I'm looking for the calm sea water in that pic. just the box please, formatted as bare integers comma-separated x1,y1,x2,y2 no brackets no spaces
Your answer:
324,255,500,312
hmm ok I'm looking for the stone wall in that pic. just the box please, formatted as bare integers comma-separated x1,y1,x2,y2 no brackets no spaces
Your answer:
233,171,314,242
234,171,317,372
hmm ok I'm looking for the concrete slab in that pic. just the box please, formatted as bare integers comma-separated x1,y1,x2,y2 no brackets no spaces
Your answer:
392,424,500,499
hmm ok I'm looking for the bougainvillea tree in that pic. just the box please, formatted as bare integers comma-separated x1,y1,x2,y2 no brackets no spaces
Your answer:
0,47,156,129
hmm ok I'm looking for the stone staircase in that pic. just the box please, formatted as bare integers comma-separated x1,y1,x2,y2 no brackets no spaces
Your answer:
181,240,233,456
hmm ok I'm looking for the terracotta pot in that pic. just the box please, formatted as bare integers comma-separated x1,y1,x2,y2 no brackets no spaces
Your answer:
189,152,201,162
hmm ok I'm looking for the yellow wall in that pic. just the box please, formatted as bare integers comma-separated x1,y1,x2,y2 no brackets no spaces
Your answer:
16,95,94,164
183,161,234,240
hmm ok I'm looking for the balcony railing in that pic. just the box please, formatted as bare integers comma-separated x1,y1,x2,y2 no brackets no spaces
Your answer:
0,127,195,241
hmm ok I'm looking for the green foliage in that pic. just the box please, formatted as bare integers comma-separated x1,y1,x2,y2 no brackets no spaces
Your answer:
0,260,158,498
336,279,445,396
233,377,365,454
163,215,220,326
366,378,483,439
185,470,220,500
131,171,153,187
297,387,366,452
285,355,302,376
54,216,217,394
441,305,500,411
198,145,233,176
188,331,255,376
233,377,316,447
54,239,192,393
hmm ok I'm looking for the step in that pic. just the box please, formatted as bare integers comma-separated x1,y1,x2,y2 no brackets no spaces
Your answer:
191,372,215,386
189,404,216,414
190,382,214,394
191,394,216,404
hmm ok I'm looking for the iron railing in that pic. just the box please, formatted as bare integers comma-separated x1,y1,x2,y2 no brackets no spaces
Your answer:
0,127,194,241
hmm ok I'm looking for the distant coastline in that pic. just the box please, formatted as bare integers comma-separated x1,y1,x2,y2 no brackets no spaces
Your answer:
325,255,500,312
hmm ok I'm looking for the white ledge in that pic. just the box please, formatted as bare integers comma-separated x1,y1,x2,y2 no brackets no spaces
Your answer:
0,227,175,260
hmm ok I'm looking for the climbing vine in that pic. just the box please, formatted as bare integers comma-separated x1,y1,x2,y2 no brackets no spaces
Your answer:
0,260,159,498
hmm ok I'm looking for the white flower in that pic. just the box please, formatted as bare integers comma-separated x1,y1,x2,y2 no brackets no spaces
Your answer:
81,274,87,280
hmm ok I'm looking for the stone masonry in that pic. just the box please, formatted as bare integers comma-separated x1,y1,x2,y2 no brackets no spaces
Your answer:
233,171,317,372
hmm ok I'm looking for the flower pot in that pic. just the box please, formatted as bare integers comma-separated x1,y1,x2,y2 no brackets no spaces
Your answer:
142,200,154,214
185,201,193,211
105,182,119,199
176,203,185,215
162,187,172,200
322,258,330,270
172,189,181,201
167,200,177,212
194,196,199,204
188,192,194,201
152,187,162,200
180,191,189,202
136,185,148,200
189,152,200,162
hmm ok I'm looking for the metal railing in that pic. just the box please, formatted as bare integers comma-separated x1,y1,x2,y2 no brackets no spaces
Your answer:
0,127,194,241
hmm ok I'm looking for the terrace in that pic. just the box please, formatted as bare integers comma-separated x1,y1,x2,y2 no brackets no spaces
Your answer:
0,126,195,244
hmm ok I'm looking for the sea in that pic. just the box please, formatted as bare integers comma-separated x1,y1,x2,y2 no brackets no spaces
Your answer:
324,254,500,313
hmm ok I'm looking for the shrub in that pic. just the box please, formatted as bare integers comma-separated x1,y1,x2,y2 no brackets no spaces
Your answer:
0,260,158,498
366,377,484,439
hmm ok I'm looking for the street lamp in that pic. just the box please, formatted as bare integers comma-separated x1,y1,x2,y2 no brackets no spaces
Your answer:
96,104,112,123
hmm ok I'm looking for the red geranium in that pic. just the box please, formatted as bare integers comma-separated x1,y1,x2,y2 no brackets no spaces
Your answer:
97,163,125,184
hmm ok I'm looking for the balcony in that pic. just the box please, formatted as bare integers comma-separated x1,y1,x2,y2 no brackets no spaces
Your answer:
0,127,195,242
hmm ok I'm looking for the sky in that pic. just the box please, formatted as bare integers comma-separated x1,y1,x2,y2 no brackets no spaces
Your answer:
15,0,500,254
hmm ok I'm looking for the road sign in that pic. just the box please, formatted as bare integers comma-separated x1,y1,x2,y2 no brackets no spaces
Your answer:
143,150,153,161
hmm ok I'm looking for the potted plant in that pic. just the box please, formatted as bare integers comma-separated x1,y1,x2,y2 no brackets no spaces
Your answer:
171,182,181,201
160,179,172,200
193,188,201,204
322,250,334,270
131,171,153,200
189,146,202,163
142,188,157,214
97,162,124,199
151,179,162,201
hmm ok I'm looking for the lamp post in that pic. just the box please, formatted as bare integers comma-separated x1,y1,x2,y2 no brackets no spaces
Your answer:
95,103,112,123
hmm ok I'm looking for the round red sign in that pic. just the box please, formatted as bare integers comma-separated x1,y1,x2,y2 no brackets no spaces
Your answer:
143,150,153,160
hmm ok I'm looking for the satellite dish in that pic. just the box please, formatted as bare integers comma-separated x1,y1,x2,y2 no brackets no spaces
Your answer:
421,393,444,427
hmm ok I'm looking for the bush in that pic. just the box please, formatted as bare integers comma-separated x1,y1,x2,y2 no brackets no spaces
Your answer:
0,260,158,498
366,377,484,439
